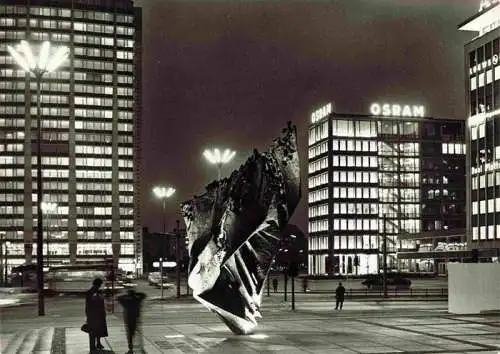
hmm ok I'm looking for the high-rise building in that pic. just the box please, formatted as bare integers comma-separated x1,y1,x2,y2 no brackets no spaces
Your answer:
307,102,466,276
459,0,500,256
0,0,142,273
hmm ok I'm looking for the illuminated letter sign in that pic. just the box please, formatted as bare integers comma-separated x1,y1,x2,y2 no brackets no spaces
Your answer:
370,103,425,118
311,103,332,123
479,0,500,12
469,54,499,75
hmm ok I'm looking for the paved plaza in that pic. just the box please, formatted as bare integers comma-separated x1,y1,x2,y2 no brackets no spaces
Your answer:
0,295,499,353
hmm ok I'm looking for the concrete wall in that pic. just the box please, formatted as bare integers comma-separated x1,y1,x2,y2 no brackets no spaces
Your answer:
448,263,500,314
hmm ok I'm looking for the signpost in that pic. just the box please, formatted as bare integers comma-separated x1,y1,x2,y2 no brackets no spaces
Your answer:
159,257,164,300
152,259,176,300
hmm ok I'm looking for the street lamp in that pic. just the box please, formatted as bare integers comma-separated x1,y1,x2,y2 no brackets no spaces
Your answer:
41,201,58,268
203,148,236,180
8,40,69,316
152,185,175,300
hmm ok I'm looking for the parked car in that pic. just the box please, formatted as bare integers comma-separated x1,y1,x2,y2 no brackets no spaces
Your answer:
154,281,174,289
362,274,411,289
148,272,169,286
148,272,160,285
124,271,136,281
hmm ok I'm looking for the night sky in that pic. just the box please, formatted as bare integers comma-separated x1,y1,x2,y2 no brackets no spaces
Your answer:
136,0,478,233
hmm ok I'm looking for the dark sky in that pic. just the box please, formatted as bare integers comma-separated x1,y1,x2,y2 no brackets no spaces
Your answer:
136,0,478,233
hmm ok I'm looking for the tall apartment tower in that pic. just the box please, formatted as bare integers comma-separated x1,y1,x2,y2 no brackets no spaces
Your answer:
0,0,142,273
307,102,465,276
459,1,500,255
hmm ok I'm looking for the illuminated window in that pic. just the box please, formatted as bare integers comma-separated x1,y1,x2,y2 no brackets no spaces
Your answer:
480,226,487,240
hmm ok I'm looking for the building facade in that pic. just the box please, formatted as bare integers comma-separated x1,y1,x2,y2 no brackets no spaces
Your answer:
459,1,500,255
307,102,466,276
0,0,142,273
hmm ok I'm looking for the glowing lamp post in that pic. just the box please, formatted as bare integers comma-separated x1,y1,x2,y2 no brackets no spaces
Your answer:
8,40,69,316
203,148,236,180
41,202,58,268
153,186,175,300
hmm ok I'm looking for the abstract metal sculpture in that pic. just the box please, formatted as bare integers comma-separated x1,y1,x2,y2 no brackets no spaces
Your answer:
182,122,301,334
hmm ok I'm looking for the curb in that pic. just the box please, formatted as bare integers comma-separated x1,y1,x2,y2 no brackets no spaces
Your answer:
147,296,196,303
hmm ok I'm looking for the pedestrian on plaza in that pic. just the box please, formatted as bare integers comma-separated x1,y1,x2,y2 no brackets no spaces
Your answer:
302,277,309,293
335,282,346,310
117,289,147,354
84,278,108,352
272,278,278,293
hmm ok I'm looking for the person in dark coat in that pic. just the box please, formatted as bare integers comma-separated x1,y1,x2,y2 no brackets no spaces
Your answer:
335,282,346,310
117,289,147,353
85,278,108,351
272,278,278,293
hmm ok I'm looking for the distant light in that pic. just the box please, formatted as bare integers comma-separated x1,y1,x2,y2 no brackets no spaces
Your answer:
203,148,236,165
38,41,51,70
8,40,69,75
153,186,175,199
165,334,184,339
249,334,269,339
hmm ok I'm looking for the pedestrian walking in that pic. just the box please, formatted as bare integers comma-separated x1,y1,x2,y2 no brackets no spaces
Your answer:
302,277,309,293
272,278,278,293
335,282,345,310
117,289,147,354
84,278,108,352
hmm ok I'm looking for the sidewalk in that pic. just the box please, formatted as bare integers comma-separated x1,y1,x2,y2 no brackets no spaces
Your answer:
1,299,499,354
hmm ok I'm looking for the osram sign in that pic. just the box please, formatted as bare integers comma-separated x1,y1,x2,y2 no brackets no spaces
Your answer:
469,54,499,75
370,103,425,118
311,103,332,124
479,0,499,12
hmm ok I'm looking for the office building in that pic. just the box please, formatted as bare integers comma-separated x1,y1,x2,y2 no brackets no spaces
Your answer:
459,0,500,255
0,0,142,273
307,102,466,276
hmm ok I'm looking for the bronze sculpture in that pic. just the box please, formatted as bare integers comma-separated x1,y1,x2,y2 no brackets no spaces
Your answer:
182,122,301,334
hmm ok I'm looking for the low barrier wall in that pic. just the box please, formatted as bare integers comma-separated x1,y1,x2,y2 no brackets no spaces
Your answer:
448,263,500,314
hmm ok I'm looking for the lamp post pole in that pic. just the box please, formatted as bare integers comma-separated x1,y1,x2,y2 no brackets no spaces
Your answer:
203,148,236,247
153,185,176,301
46,203,50,268
176,219,181,298
202,148,236,186
42,202,57,269
383,214,388,298
4,241,9,287
0,233,4,287
35,75,45,315
8,40,69,317
161,199,166,300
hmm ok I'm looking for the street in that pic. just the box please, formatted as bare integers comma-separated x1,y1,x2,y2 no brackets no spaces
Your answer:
0,275,448,309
